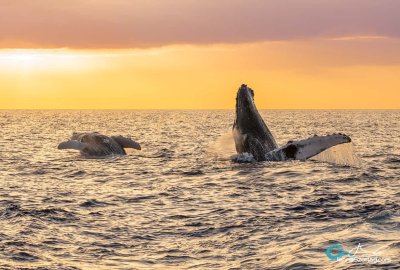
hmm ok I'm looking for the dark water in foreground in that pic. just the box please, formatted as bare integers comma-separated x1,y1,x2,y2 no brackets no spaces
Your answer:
0,110,399,270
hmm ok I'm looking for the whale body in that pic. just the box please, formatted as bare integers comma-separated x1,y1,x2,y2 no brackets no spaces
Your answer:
58,132,141,157
233,84,351,162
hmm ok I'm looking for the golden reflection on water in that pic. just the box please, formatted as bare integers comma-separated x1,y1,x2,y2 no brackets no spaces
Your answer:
0,110,399,269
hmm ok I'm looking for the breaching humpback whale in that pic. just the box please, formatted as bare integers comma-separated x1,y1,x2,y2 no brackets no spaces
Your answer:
58,132,141,157
233,84,351,162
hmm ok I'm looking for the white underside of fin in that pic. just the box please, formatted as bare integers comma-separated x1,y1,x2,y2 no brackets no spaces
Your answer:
58,140,87,151
265,134,352,161
294,134,351,160
233,128,247,152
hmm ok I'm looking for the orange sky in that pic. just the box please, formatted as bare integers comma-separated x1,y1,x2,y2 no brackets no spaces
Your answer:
0,1,399,109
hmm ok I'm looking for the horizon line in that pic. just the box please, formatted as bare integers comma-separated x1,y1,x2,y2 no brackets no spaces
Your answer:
1,108,399,111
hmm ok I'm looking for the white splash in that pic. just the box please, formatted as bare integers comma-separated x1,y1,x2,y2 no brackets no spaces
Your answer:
311,142,362,167
207,130,236,160
232,152,255,163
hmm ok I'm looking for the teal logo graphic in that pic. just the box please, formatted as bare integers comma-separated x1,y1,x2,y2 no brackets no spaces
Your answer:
326,244,352,261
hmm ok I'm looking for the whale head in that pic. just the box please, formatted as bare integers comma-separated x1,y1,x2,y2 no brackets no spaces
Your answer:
235,84,256,127
233,84,278,161
235,84,269,138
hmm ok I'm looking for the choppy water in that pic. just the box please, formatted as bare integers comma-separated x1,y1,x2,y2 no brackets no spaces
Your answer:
0,110,399,270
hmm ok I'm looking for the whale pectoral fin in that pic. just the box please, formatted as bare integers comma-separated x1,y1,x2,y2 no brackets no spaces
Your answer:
112,136,141,150
292,134,352,160
58,140,87,151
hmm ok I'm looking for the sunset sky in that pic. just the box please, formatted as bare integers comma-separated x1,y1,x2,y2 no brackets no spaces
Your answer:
0,0,399,109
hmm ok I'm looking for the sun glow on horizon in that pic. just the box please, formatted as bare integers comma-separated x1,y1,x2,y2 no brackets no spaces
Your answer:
0,39,400,109
0,49,108,73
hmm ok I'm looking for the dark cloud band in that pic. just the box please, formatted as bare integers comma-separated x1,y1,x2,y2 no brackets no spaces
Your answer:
0,0,399,48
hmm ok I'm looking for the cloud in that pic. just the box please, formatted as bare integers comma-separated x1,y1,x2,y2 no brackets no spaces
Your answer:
0,0,400,48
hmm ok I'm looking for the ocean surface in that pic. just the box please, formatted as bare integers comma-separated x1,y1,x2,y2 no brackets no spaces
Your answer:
0,110,399,270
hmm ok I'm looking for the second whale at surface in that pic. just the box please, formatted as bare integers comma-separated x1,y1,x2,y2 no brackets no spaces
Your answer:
58,132,141,157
